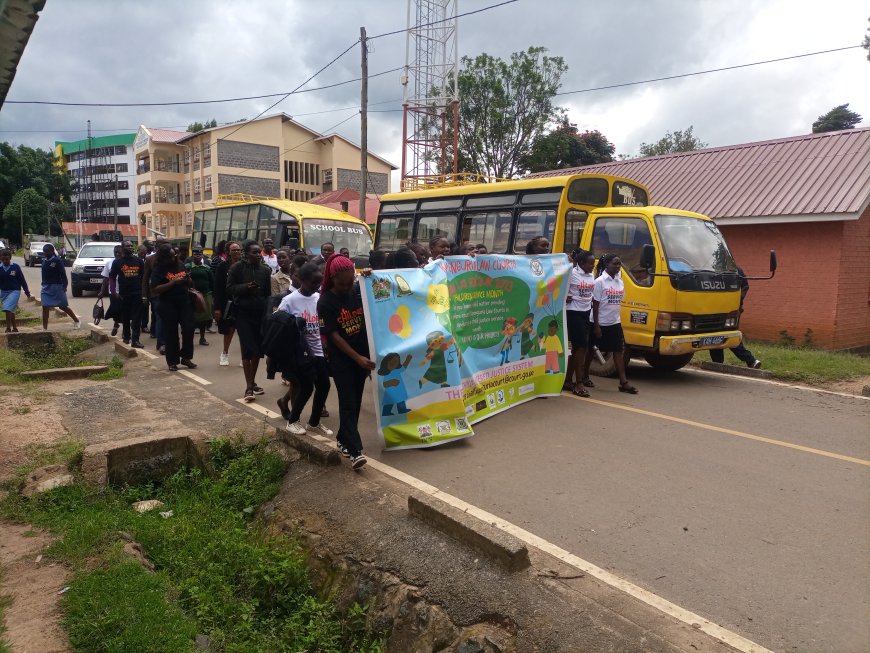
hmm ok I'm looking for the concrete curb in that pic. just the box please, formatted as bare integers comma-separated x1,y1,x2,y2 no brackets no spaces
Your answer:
698,360,773,380
114,340,138,358
276,427,340,466
21,365,109,380
408,494,531,572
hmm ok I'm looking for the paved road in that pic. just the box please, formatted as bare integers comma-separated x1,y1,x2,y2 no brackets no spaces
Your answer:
19,258,870,652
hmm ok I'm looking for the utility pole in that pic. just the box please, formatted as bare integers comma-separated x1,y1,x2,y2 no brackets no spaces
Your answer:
20,203,24,248
113,173,119,231
359,26,368,223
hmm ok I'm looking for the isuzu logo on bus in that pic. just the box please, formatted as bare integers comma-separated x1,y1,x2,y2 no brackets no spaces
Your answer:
700,280,726,290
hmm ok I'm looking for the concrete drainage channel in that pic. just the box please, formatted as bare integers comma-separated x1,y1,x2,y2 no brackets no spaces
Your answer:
0,330,112,379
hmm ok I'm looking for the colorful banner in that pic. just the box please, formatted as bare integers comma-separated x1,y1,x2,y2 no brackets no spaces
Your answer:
361,254,571,450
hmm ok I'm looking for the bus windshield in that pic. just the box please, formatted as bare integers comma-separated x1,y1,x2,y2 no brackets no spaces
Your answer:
303,219,372,257
654,215,736,273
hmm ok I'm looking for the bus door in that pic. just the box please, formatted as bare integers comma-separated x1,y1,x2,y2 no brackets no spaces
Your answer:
560,208,588,254
586,214,658,349
277,214,300,249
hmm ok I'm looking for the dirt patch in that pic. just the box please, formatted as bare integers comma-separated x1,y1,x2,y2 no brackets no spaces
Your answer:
0,521,71,653
820,375,870,396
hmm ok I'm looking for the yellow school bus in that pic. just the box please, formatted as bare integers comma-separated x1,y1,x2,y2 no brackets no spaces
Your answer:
375,175,753,373
192,194,373,267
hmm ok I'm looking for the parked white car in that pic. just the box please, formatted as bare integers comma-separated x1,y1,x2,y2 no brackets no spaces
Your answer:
70,242,119,297
23,241,50,267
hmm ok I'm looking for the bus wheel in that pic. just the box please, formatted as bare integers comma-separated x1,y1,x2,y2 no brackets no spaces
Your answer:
643,352,694,372
589,348,632,378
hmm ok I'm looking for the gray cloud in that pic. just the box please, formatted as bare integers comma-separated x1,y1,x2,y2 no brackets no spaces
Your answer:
1,0,867,184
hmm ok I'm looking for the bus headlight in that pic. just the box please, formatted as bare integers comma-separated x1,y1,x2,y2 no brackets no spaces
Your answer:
680,320,692,331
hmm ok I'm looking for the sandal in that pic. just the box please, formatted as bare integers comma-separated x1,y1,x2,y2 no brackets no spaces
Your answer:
571,384,590,398
618,382,639,395
581,377,595,388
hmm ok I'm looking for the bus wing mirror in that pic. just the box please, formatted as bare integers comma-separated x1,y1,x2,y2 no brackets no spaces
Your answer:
769,249,777,273
640,243,656,270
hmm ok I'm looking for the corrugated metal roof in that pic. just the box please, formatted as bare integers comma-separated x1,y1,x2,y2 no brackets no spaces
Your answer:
527,127,870,220
0,0,46,108
146,128,188,143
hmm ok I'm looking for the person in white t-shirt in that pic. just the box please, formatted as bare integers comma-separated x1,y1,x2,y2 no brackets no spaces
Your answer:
565,249,596,396
97,245,122,336
277,262,333,437
261,238,279,272
591,253,638,394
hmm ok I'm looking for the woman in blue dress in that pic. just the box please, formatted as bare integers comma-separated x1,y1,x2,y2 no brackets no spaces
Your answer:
0,248,30,332
40,244,80,330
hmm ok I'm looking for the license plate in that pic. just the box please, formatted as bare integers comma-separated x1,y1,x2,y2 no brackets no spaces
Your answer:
90,277,104,284
696,335,726,347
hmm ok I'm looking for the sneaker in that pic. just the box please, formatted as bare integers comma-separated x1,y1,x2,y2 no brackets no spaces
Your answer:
307,423,334,437
285,420,306,435
73,321,81,330
750,359,762,369
199,337,209,346
251,385,265,395
219,352,229,366
243,388,255,403
336,442,351,458
351,454,368,470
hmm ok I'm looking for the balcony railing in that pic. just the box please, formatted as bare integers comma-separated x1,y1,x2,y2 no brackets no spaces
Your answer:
155,193,180,205
155,161,179,173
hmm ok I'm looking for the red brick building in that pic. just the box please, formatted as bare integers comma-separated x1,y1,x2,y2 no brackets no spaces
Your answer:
529,128,870,351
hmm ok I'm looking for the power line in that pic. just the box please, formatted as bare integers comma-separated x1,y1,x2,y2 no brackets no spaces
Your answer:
556,45,864,97
3,65,402,108
368,0,519,40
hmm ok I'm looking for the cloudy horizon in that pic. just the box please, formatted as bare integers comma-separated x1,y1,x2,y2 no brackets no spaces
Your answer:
1,0,867,189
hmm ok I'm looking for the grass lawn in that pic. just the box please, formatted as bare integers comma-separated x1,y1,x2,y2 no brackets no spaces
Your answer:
0,336,95,385
0,438,385,653
719,340,870,385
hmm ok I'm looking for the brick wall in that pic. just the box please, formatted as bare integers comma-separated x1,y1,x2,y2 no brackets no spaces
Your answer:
217,174,280,198
336,168,388,195
833,206,870,351
719,222,844,349
217,140,279,171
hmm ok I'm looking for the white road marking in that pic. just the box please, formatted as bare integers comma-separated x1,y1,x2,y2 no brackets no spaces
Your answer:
361,455,774,653
234,399,281,419
136,349,158,359
679,365,869,401
178,369,211,385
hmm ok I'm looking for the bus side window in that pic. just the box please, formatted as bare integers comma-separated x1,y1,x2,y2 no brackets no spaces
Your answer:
377,216,413,250
563,209,587,253
513,209,556,254
589,217,654,287
416,214,458,245
462,211,512,254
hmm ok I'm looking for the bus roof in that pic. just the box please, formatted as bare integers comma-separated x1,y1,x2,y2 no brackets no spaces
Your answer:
592,205,711,220
380,173,650,202
214,195,366,224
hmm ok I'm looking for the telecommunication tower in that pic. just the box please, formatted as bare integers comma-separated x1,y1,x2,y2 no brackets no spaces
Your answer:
400,0,459,190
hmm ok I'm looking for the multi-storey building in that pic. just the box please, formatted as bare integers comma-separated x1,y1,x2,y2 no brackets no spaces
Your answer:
55,133,137,226
134,113,396,241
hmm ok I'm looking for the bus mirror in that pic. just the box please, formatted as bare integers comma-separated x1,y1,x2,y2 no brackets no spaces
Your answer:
199,232,206,248
640,244,656,270
769,249,777,272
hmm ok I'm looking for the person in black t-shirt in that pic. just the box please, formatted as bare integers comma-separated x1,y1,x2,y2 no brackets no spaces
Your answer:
150,243,196,372
109,240,145,347
318,254,374,470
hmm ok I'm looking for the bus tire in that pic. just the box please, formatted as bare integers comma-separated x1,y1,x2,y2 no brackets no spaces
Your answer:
589,348,632,378
643,351,694,372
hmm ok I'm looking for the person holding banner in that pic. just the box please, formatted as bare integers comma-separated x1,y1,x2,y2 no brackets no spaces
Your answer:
565,249,596,397
591,254,638,394
318,254,375,470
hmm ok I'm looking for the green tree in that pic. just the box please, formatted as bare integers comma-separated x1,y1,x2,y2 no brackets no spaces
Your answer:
863,17,869,62
447,47,567,178
186,118,218,133
1,188,49,241
811,104,862,133
638,126,707,157
0,143,71,209
522,117,615,172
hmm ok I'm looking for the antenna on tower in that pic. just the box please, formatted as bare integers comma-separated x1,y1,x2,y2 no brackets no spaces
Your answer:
400,0,459,191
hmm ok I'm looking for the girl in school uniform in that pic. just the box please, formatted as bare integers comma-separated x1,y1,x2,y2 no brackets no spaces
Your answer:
0,249,30,332
565,249,596,396
40,244,80,330
590,253,638,394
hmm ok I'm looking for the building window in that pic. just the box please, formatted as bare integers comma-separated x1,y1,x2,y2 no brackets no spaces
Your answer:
193,177,201,201
116,163,128,173
203,143,211,167
183,150,190,173
184,180,191,203
204,176,212,200
185,211,193,226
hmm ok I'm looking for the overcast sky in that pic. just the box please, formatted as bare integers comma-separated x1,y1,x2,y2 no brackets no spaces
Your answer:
1,0,867,190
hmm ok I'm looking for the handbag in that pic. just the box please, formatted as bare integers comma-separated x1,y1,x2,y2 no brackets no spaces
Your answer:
222,299,235,321
189,288,207,314
92,298,105,325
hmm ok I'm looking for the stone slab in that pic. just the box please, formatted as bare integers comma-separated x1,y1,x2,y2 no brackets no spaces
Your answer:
21,365,108,380
82,434,195,488
276,427,340,466
698,360,773,379
408,494,531,572
0,330,55,350
21,464,75,497
114,340,138,358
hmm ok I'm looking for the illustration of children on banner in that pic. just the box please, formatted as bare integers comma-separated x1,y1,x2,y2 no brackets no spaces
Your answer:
419,330,461,388
378,353,413,416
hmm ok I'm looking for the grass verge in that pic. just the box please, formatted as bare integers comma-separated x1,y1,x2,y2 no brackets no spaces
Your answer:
0,569,10,653
718,340,870,385
0,438,385,653
89,355,124,381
